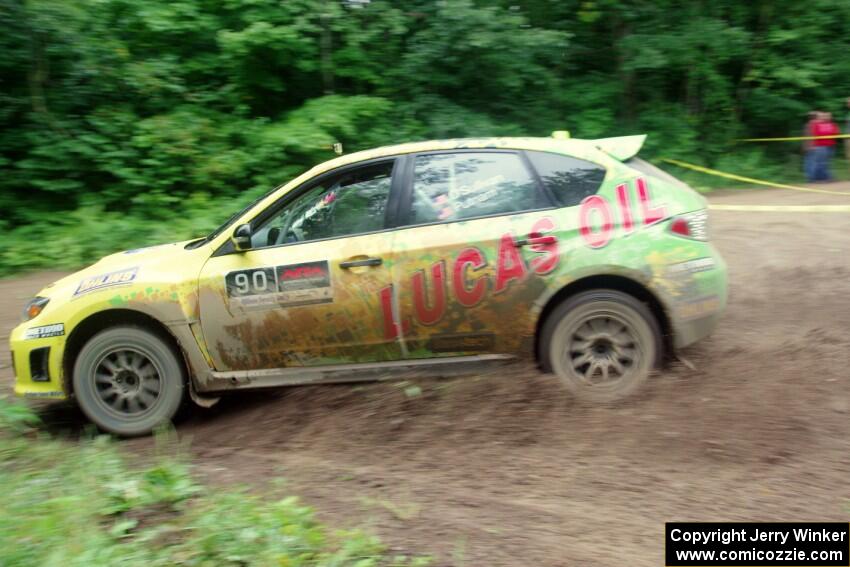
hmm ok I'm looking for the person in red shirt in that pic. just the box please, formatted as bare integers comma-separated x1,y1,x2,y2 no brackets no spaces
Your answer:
811,112,840,182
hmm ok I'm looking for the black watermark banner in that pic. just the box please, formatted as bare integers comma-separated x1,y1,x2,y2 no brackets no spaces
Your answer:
666,523,849,566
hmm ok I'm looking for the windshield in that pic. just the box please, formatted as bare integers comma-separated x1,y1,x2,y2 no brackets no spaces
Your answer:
185,185,283,249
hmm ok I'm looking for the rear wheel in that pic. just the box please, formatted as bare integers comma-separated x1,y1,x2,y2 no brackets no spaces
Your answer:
540,290,662,402
73,326,185,436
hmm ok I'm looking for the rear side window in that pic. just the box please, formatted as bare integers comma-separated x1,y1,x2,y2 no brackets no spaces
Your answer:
409,152,541,225
526,151,606,207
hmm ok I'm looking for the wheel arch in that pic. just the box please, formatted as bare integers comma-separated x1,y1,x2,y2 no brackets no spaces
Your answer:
534,274,673,368
62,309,187,397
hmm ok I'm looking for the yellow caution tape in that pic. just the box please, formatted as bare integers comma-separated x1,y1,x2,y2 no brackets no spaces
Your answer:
710,204,850,212
737,134,850,142
660,158,850,196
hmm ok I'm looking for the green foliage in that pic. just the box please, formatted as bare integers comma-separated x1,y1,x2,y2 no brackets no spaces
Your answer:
2,0,850,275
0,395,41,433
102,459,200,516
0,397,428,566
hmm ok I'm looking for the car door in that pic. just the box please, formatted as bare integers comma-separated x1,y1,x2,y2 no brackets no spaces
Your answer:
198,158,404,371
384,150,564,358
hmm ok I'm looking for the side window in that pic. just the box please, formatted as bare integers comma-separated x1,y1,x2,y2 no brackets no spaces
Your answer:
252,161,393,248
526,151,606,207
410,152,541,225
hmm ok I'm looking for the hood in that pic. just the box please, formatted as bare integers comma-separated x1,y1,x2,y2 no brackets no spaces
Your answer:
35,239,200,299
95,240,197,267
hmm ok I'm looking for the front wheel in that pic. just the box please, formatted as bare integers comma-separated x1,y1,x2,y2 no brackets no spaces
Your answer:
73,326,186,436
539,290,662,402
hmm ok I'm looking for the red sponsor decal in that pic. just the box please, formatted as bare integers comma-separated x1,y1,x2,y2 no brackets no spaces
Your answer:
453,247,488,307
636,177,667,226
579,177,666,247
382,219,562,333
579,194,614,248
379,285,410,340
494,232,527,293
528,216,559,274
280,266,325,280
379,285,396,339
615,183,634,233
412,260,447,325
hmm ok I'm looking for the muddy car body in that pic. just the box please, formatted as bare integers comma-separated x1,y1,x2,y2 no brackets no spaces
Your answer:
10,134,727,435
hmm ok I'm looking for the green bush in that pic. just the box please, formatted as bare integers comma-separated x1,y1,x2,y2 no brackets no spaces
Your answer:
4,0,850,276
0,397,428,566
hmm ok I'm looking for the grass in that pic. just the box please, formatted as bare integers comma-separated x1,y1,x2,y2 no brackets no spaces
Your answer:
0,396,429,567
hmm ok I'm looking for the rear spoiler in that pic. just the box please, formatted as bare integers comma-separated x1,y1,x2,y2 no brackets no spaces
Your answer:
591,134,646,161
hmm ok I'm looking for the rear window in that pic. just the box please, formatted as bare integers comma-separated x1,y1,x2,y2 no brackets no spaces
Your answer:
526,151,607,207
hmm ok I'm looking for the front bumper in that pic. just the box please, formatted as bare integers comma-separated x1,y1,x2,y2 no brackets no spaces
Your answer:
9,323,68,400
673,309,724,350
664,246,728,350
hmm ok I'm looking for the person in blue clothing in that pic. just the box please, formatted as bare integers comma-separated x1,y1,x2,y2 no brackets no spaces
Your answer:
811,111,840,182
844,98,850,175
803,111,818,182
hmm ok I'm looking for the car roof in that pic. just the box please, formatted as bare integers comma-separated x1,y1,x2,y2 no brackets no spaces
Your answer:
210,135,639,248
309,136,612,174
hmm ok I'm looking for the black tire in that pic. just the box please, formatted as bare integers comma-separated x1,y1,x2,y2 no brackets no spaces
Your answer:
72,326,186,436
539,290,662,402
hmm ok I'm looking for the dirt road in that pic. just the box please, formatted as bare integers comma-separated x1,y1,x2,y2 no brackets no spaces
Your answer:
3,186,850,566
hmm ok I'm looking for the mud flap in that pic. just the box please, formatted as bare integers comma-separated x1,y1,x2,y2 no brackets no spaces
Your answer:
189,379,220,408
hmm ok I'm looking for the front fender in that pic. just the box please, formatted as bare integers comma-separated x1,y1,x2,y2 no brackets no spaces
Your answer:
11,244,216,398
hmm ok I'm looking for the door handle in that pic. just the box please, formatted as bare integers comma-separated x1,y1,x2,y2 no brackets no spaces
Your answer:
514,234,557,247
340,257,383,269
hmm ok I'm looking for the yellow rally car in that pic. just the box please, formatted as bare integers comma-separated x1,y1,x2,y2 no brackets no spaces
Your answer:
10,134,727,435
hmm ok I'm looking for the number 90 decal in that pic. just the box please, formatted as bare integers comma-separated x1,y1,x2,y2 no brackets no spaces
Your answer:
226,267,277,297
232,270,273,295
225,261,334,311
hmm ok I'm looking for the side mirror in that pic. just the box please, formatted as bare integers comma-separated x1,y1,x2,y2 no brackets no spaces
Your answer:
231,224,253,252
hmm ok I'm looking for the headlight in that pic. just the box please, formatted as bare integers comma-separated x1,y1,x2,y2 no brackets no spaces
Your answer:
22,297,50,321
